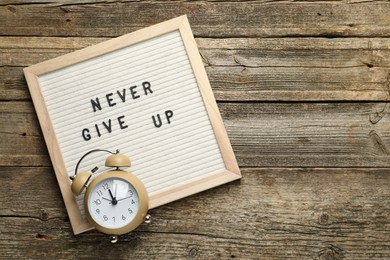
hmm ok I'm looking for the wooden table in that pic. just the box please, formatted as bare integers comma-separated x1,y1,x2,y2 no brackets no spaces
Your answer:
1,1,390,259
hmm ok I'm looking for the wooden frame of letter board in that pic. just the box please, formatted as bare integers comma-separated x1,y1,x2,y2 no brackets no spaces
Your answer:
24,15,241,235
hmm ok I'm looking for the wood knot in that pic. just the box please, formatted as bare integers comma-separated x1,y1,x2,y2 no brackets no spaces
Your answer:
60,6,71,13
369,103,387,125
318,245,345,260
262,176,275,186
34,233,48,241
40,210,49,221
369,130,390,155
188,247,199,258
298,137,310,144
319,213,329,225
7,5,16,13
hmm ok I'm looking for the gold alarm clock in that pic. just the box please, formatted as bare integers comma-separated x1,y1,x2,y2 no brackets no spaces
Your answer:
70,149,150,243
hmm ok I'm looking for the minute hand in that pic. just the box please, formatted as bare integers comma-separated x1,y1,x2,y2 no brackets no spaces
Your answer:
117,196,132,202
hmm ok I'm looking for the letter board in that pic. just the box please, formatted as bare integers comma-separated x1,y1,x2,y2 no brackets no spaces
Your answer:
24,15,241,234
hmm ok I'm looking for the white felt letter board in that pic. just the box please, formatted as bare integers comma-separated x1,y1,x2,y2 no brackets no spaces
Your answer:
24,15,241,234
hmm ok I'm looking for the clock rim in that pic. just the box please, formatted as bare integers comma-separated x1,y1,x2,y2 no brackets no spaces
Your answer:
84,170,149,235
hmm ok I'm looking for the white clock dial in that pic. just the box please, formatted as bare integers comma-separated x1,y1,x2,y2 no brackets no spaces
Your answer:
88,177,140,229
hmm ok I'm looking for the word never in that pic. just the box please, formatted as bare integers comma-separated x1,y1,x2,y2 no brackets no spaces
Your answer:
90,81,153,113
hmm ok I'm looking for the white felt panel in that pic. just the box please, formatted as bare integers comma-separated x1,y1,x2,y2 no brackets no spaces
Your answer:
38,30,226,216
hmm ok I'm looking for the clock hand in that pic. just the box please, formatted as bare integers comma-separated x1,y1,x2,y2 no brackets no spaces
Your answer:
108,189,118,205
101,197,111,202
101,197,113,205
108,188,114,200
116,196,132,202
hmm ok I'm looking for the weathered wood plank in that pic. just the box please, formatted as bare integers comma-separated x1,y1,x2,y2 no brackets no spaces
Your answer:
224,102,390,167
3,66,389,101
0,167,66,219
2,0,389,259
0,102,49,166
2,101,390,167
1,167,389,259
210,66,389,101
1,2,390,37
3,36,390,67
1,0,386,4
1,37,390,101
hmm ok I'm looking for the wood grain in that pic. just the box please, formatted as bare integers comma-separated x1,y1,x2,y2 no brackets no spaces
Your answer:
1,2,390,37
1,37,390,101
2,0,390,258
1,167,389,259
2,101,390,167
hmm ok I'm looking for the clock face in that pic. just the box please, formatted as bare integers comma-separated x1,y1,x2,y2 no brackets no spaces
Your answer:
87,177,140,229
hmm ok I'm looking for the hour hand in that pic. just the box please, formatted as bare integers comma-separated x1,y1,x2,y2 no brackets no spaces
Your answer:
108,189,118,205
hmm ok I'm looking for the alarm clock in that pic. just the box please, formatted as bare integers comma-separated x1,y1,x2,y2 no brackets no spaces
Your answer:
70,149,150,243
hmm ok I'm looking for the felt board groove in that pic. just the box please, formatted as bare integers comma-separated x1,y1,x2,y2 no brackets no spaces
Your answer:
67,117,215,172
39,32,180,84
43,59,192,113
43,50,189,102
48,75,198,129
24,16,241,234
56,88,205,153
40,38,184,90
59,107,207,160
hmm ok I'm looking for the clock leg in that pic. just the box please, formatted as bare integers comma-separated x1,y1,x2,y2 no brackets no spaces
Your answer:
144,214,152,224
110,235,119,244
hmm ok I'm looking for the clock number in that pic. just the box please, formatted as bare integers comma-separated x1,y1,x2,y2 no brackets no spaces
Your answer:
112,217,115,223
128,190,133,196
102,183,109,190
122,215,126,221
131,199,135,204
94,199,101,206
128,208,133,214
96,190,103,197
96,209,100,214
103,215,108,221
